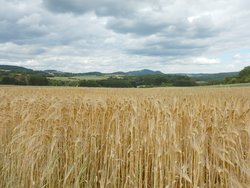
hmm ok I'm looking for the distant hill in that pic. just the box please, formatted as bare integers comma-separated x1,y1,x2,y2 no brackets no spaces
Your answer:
126,69,163,75
187,72,239,81
110,71,126,75
0,64,240,80
1,64,249,87
0,65,164,76
44,70,65,74
0,65,49,86
77,69,163,76
77,72,103,76
0,65,33,72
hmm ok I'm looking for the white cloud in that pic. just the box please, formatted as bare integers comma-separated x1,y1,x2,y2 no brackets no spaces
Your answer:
190,57,220,65
0,0,250,73
233,54,241,59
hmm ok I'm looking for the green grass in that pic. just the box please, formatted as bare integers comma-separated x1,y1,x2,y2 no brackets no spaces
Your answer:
206,83,250,87
221,83,250,87
48,75,111,81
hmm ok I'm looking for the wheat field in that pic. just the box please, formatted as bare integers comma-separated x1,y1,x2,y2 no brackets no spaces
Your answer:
0,86,249,188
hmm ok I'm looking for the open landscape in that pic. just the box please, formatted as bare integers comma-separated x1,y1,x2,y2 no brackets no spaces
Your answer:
0,65,249,87
0,86,249,187
1,0,250,187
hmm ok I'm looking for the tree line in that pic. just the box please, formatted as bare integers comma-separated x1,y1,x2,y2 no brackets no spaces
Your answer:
0,73,196,87
78,75,197,87
0,74,49,86
224,66,250,84
1,66,249,87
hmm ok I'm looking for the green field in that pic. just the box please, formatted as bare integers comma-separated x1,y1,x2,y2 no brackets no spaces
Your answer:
48,75,112,81
209,83,250,87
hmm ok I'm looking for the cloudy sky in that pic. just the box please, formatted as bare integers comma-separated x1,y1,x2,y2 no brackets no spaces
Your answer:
0,0,250,73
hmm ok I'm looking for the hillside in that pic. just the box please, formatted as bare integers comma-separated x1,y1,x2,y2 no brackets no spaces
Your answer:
0,65,49,86
1,64,249,87
126,69,163,75
0,65,195,87
225,66,250,84
187,72,239,81
0,65,33,72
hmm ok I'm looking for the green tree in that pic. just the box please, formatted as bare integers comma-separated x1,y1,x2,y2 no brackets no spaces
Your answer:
79,80,100,87
1,76,16,85
28,75,49,86
239,66,250,78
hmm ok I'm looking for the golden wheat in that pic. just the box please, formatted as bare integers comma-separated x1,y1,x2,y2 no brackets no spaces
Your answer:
0,86,249,188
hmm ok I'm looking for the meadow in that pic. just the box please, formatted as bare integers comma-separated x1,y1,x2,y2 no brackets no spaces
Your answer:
48,75,112,81
0,86,249,188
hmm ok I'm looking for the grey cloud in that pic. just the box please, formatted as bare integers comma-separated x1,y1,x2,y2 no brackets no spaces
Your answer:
107,10,221,38
1,0,250,73
118,17,220,57
0,43,46,63
43,0,93,14
43,0,136,17
106,19,166,36
43,0,223,40
0,0,49,44
127,41,206,57
95,4,133,18
0,2,104,46
0,19,47,44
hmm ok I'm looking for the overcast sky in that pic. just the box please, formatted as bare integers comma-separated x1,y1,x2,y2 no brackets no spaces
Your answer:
0,0,250,73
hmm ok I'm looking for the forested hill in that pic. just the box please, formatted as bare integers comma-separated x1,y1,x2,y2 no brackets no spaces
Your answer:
224,66,250,84
0,64,249,87
0,65,34,72
187,72,239,81
0,65,49,86
0,65,195,87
